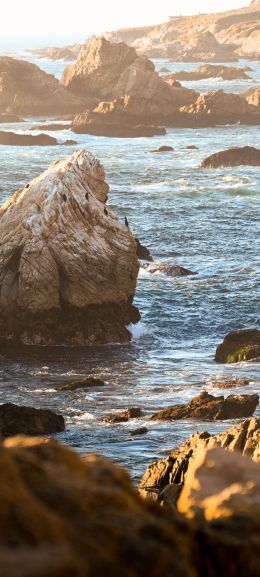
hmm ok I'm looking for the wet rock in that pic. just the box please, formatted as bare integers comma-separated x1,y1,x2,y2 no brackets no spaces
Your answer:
102,407,143,423
186,145,198,150
0,131,58,146
0,435,194,577
151,391,259,421
141,262,196,277
210,376,250,389
59,376,105,391
0,150,140,345
201,146,260,168
149,145,174,153
32,123,72,131
63,139,77,145
0,403,65,437
0,56,86,115
215,329,260,363
168,64,251,81
131,426,148,436
135,238,153,261
139,417,260,500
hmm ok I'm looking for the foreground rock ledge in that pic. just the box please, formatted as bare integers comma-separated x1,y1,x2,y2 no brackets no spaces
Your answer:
0,150,140,345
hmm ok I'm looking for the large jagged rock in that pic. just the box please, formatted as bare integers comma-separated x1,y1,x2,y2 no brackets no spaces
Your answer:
0,403,65,437
201,146,260,168
215,329,260,362
0,150,140,345
64,37,198,136
0,435,195,577
243,87,260,108
139,417,260,500
166,64,251,81
179,89,260,127
0,57,87,115
151,391,259,421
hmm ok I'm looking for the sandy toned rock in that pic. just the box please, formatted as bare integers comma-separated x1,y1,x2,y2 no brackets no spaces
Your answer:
167,64,251,81
201,146,260,168
102,407,143,423
0,150,140,345
0,56,87,116
0,403,65,437
0,131,58,146
210,376,250,388
215,329,260,362
139,417,260,500
243,87,260,108
0,113,24,123
151,391,259,421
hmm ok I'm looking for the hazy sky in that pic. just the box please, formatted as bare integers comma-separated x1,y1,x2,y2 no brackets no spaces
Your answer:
0,0,249,47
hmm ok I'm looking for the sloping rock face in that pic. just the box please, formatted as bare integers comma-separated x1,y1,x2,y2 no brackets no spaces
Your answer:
179,89,260,127
151,391,259,421
201,146,260,168
0,436,195,577
139,417,260,498
243,87,260,108
0,150,140,345
215,329,260,362
0,57,86,115
0,403,65,437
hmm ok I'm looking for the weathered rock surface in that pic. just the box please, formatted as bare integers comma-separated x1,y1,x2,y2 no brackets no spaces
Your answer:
29,44,80,61
0,131,58,146
151,391,259,421
166,64,251,81
139,417,260,500
243,87,260,108
0,403,65,437
135,238,153,261
179,90,260,127
0,150,140,345
215,329,260,363
210,376,250,389
102,407,143,423
0,435,195,577
141,263,196,277
201,146,260,168
0,57,87,116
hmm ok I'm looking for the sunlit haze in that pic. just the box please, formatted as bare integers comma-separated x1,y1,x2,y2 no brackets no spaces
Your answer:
0,0,249,48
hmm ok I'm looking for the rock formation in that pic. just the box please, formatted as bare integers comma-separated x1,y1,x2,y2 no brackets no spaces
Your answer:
0,131,75,146
0,403,65,437
141,263,196,277
165,64,251,81
139,417,260,500
243,87,260,108
0,56,87,116
102,407,143,423
215,329,260,362
0,150,140,345
151,391,259,421
201,146,260,168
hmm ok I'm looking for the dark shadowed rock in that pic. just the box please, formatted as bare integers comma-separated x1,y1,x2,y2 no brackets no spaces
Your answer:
201,146,260,168
135,238,153,261
149,145,174,153
215,329,260,362
0,403,65,437
59,376,105,391
141,263,196,277
131,426,148,436
151,391,259,421
186,145,199,149
102,407,143,423
0,131,58,146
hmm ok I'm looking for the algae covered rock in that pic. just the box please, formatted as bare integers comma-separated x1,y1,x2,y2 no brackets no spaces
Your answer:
215,329,260,363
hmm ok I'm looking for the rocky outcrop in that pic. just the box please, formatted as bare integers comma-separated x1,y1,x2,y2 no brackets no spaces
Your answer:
151,391,259,421
0,131,70,146
135,238,153,261
166,64,251,81
0,56,87,116
141,263,196,277
139,417,260,500
243,87,260,108
0,150,140,345
0,403,65,436
201,146,260,168
102,407,143,423
215,329,260,363
179,90,260,127
28,44,81,61
59,376,105,391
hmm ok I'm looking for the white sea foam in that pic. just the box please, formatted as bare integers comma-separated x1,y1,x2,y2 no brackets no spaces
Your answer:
127,322,150,339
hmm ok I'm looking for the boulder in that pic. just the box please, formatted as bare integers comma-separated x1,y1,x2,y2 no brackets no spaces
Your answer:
131,426,148,436
0,403,65,437
167,64,251,81
151,391,259,421
139,417,260,500
141,263,196,277
59,376,105,391
149,145,174,153
0,56,87,116
0,435,194,577
179,89,260,127
0,131,58,146
201,146,260,168
215,329,260,363
0,150,140,345
186,145,198,150
102,407,143,423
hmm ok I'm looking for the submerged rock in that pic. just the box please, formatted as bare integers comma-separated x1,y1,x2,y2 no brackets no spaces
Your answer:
0,131,58,146
139,417,260,500
151,391,259,421
0,403,65,437
59,376,105,391
141,263,196,277
201,146,260,168
215,329,260,363
102,407,143,423
149,145,174,153
0,150,140,345
131,426,148,436
210,376,250,389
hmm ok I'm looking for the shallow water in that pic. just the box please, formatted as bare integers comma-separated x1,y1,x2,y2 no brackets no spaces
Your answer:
0,56,259,481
